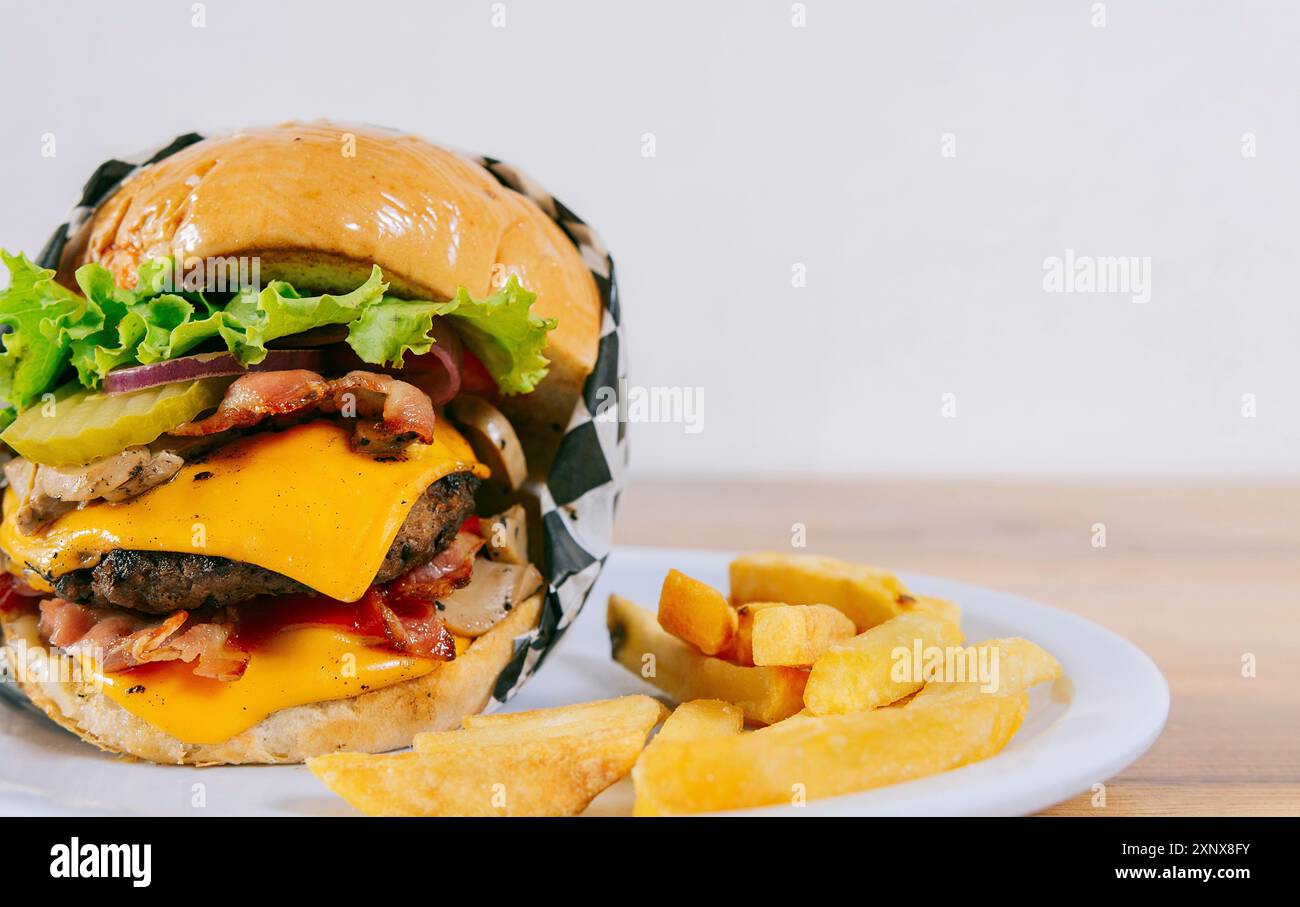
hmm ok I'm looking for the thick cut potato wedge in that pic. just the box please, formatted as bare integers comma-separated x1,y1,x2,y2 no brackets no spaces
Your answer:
635,692,1028,813
908,637,1062,708
633,699,744,816
803,610,964,715
308,695,666,817
752,710,820,733
657,569,738,655
309,736,645,817
718,601,784,666
450,694,669,738
609,594,807,725
730,553,910,631
652,699,745,744
902,594,962,628
751,604,857,667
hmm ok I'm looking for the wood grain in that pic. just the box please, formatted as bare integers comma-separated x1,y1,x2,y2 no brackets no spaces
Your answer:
615,479,1300,816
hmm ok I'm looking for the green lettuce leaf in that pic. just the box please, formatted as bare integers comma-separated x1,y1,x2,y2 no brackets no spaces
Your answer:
0,252,101,411
217,268,390,364
0,252,556,414
68,264,390,380
443,277,557,395
345,276,556,394
345,297,456,367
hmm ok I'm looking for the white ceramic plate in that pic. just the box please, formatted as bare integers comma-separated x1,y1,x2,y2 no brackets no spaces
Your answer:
0,547,1168,816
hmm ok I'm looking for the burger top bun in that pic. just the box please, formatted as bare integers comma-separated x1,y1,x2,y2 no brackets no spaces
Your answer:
58,122,602,467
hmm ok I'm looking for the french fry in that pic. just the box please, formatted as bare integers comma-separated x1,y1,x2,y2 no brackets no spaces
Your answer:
307,696,666,817
635,692,1028,813
717,601,784,666
608,594,807,725
753,710,820,732
902,594,962,628
908,637,1062,708
633,699,743,816
657,569,738,655
651,699,744,743
803,610,964,715
730,553,910,630
452,694,669,738
751,604,856,667
309,737,643,817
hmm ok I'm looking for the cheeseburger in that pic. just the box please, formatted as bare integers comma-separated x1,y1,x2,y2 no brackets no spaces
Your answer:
0,123,601,764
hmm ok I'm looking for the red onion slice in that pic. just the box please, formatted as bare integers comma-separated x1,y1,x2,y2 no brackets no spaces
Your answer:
319,318,463,406
103,349,326,395
406,318,463,406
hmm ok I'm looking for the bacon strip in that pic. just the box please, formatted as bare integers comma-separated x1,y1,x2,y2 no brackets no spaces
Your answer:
171,369,436,454
0,574,43,614
37,598,249,681
165,623,251,681
172,369,329,434
327,371,437,444
387,531,484,603
360,589,457,660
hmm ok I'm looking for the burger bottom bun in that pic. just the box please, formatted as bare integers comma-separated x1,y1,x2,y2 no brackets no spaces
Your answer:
0,592,542,765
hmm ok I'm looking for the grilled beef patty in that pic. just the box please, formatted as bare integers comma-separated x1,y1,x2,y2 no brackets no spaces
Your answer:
52,472,479,613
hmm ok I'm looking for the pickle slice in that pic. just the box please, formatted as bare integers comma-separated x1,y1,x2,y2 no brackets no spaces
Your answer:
1,378,233,467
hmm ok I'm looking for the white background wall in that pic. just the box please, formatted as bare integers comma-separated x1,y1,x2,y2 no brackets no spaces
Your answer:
2,1,1296,478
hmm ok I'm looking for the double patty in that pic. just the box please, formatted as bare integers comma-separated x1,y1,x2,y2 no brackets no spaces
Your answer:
52,472,479,613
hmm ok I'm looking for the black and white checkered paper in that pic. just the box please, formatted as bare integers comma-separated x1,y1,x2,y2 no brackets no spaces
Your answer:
25,130,626,715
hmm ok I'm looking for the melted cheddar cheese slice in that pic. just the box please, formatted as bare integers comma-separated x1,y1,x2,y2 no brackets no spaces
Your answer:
5,615,469,744
93,628,472,744
1,419,488,602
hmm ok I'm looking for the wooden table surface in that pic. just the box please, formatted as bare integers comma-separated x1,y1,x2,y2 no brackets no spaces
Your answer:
614,479,1300,816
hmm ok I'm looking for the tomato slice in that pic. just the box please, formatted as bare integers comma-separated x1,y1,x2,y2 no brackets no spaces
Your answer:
459,349,498,397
